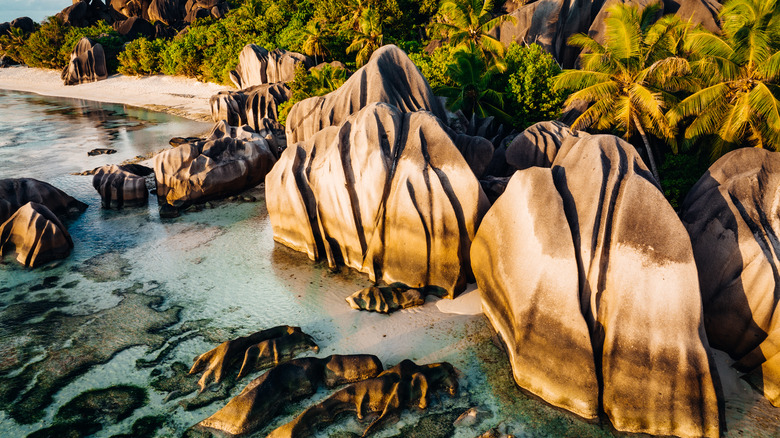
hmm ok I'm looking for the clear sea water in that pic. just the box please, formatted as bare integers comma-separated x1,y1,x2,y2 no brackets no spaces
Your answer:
0,89,775,437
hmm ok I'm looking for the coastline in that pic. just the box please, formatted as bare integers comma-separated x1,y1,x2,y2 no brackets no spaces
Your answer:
0,65,231,122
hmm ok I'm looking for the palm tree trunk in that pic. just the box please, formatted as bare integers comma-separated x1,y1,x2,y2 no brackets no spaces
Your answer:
631,113,661,186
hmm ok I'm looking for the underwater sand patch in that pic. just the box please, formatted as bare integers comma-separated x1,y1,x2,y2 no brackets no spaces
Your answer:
77,251,131,282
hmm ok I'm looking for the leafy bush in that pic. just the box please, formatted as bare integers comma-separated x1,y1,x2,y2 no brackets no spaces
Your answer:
117,38,166,75
502,43,565,130
277,63,348,125
408,45,456,90
15,17,68,69
660,153,708,210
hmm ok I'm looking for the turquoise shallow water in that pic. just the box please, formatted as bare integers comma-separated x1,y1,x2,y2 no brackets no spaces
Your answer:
0,90,775,437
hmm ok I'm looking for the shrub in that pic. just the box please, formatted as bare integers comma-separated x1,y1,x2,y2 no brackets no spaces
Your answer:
118,37,166,75
408,45,456,90
502,42,565,130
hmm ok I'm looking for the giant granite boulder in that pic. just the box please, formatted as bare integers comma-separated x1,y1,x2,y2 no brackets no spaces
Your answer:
61,37,108,86
93,164,153,209
472,133,720,437
266,103,489,298
0,178,88,223
680,148,780,407
0,202,74,268
154,120,276,208
229,45,313,89
210,83,290,130
284,45,448,144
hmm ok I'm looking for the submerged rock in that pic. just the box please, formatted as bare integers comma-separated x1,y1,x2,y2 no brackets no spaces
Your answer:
285,45,447,144
229,45,313,89
681,148,780,407
472,133,720,437
267,360,458,438
0,202,73,268
55,385,148,425
195,355,383,436
93,163,153,209
266,103,489,298
61,37,108,86
154,120,276,208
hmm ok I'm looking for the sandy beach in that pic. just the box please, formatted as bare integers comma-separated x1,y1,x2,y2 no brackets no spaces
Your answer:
0,65,231,122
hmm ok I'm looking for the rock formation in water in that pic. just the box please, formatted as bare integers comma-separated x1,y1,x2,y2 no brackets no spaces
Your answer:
489,0,721,68
153,120,276,208
284,45,448,144
0,178,87,223
471,133,720,437
0,202,74,268
680,147,780,407
229,45,313,89
61,37,108,86
267,360,458,438
92,164,153,209
346,284,426,313
266,103,489,298
188,325,319,390
196,355,383,436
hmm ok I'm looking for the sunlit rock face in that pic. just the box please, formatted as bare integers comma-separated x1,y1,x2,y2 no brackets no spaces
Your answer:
154,120,276,207
284,45,448,144
0,202,73,268
93,164,153,209
266,103,489,298
229,45,313,89
473,133,720,438
210,83,290,130
61,37,108,86
504,120,580,170
681,147,780,407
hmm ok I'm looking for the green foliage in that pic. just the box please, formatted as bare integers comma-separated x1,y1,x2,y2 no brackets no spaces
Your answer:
347,5,384,67
502,43,565,129
278,63,348,125
14,17,68,69
60,21,124,73
659,153,708,210
433,0,515,57
117,38,166,75
409,45,457,90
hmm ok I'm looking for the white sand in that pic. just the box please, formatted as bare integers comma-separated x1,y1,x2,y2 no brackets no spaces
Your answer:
0,66,232,121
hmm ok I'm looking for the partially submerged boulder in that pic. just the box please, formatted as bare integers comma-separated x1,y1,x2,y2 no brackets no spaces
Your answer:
153,120,276,208
266,103,489,298
229,45,313,89
0,202,74,268
284,45,447,144
680,148,780,406
61,37,108,86
472,133,720,437
0,178,87,223
92,164,153,209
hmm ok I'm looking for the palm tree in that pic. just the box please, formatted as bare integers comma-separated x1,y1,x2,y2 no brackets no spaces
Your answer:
310,64,348,95
553,2,691,182
436,42,511,120
668,0,780,159
435,0,516,57
301,19,329,65
346,5,383,67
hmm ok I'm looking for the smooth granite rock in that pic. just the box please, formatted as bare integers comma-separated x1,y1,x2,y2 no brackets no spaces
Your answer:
229,45,313,89
0,202,73,268
92,164,153,209
61,37,108,86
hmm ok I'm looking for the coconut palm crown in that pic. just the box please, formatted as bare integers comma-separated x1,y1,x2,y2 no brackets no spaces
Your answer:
435,0,516,57
553,2,691,181
669,0,780,158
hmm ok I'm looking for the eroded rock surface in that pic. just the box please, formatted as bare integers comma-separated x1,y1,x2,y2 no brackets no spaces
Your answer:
93,163,153,209
61,37,108,86
346,284,426,313
154,120,276,208
229,45,313,89
504,120,579,170
196,355,383,436
681,148,780,407
210,83,290,131
266,103,489,298
284,45,447,144
267,360,458,438
0,202,73,268
472,133,720,437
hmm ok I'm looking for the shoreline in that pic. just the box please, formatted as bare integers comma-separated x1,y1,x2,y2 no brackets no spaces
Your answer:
0,65,231,122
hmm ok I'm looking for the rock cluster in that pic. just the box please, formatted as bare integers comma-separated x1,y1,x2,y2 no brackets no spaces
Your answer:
471,133,720,437
61,37,108,86
0,179,87,268
92,164,153,209
210,83,290,134
266,103,489,298
681,147,780,407
489,0,721,67
229,45,313,89
153,120,277,209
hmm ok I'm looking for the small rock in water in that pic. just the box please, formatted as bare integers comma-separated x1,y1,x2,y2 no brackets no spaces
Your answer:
453,407,489,427
159,203,180,218
346,284,425,313
241,195,256,202
87,148,117,156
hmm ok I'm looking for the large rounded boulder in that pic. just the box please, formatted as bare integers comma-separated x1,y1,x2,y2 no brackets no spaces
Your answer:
284,45,448,144
153,120,276,208
93,164,153,209
680,147,780,406
229,45,313,89
266,102,489,298
0,202,74,268
472,133,720,437
61,37,108,86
